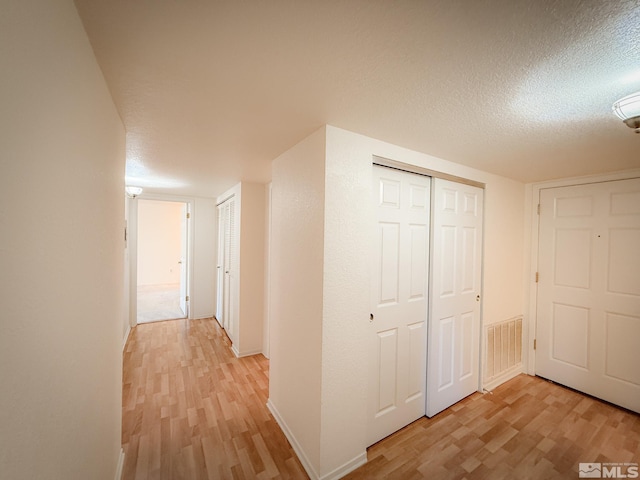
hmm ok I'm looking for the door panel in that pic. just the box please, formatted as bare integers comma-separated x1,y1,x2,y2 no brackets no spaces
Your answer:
179,203,189,317
368,166,430,446
216,204,225,324
427,178,483,417
536,178,640,413
216,196,237,340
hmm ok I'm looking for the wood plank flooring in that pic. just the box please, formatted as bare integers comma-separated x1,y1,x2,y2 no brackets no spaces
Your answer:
123,318,640,479
346,375,640,479
122,318,307,479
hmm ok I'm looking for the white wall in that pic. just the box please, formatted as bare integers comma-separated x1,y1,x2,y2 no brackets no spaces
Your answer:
191,197,218,319
263,183,273,359
268,128,326,477
268,125,526,478
238,182,266,355
137,200,183,286
0,0,125,478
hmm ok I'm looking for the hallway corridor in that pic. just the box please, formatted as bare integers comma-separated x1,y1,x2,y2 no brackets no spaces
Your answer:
122,318,306,479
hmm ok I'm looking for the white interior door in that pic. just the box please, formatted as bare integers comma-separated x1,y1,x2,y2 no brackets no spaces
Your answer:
368,165,430,446
216,204,225,325
223,200,232,332
179,203,189,317
427,178,483,418
220,196,237,342
536,178,640,413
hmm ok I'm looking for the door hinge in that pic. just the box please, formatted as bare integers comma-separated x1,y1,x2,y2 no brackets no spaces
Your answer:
535,272,539,283
186,212,191,219
185,295,190,302
537,204,541,215
533,339,537,350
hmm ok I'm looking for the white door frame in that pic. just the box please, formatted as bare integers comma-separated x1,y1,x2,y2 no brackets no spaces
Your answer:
127,193,195,327
524,169,640,376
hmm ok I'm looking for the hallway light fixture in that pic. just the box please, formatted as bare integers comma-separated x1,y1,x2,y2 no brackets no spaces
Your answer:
612,91,640,133
125,186,143,198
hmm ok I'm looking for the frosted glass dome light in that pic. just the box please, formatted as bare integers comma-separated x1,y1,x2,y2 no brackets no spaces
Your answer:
125,186,143,198
612,92,640,133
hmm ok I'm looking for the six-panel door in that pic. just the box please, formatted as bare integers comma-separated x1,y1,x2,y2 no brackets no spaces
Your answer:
536,178,640,413
427,178,483,418
368,166,431,446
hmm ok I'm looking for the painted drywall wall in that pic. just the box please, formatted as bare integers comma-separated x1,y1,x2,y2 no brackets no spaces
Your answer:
137,200,183,286
191,197,217,319
0,1,125,479
263,183,273,359
268,127,326,477
238,182,266,356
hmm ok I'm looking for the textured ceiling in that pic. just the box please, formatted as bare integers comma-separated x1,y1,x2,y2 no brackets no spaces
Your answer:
74,0,640,197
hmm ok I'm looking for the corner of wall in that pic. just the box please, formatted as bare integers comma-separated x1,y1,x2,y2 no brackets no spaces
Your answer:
268,128,327,476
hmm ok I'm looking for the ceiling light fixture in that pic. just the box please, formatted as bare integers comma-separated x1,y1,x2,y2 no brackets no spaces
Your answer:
125,186,143,198
612,92,640,133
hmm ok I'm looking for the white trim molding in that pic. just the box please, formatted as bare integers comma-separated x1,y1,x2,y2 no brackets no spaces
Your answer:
267,399,320,480
122,326,131,352
114,448,125,480
232,345,263,358
266,399,367,480
319,452,367,480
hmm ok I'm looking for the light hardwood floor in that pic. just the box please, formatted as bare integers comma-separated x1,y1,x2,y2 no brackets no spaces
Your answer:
123,318,640,479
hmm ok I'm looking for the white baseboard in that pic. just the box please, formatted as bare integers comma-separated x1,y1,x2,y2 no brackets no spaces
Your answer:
267,399,320,480
483,365,523,392
266,399,367,480
122,326,131,352
319,451,367,480
114,448,125,480
232,345,263,358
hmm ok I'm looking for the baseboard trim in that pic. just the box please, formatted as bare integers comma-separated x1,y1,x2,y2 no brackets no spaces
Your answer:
122,326,131,352
484,366,523,392
233,346,263,358
266,399,366,480
267,399,320,480
319,451,367,480
114,448,125,480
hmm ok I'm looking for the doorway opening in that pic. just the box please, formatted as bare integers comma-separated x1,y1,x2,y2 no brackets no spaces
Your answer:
137,199,189,323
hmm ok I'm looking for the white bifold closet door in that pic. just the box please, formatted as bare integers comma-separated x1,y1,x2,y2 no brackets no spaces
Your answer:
426,178,483,418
